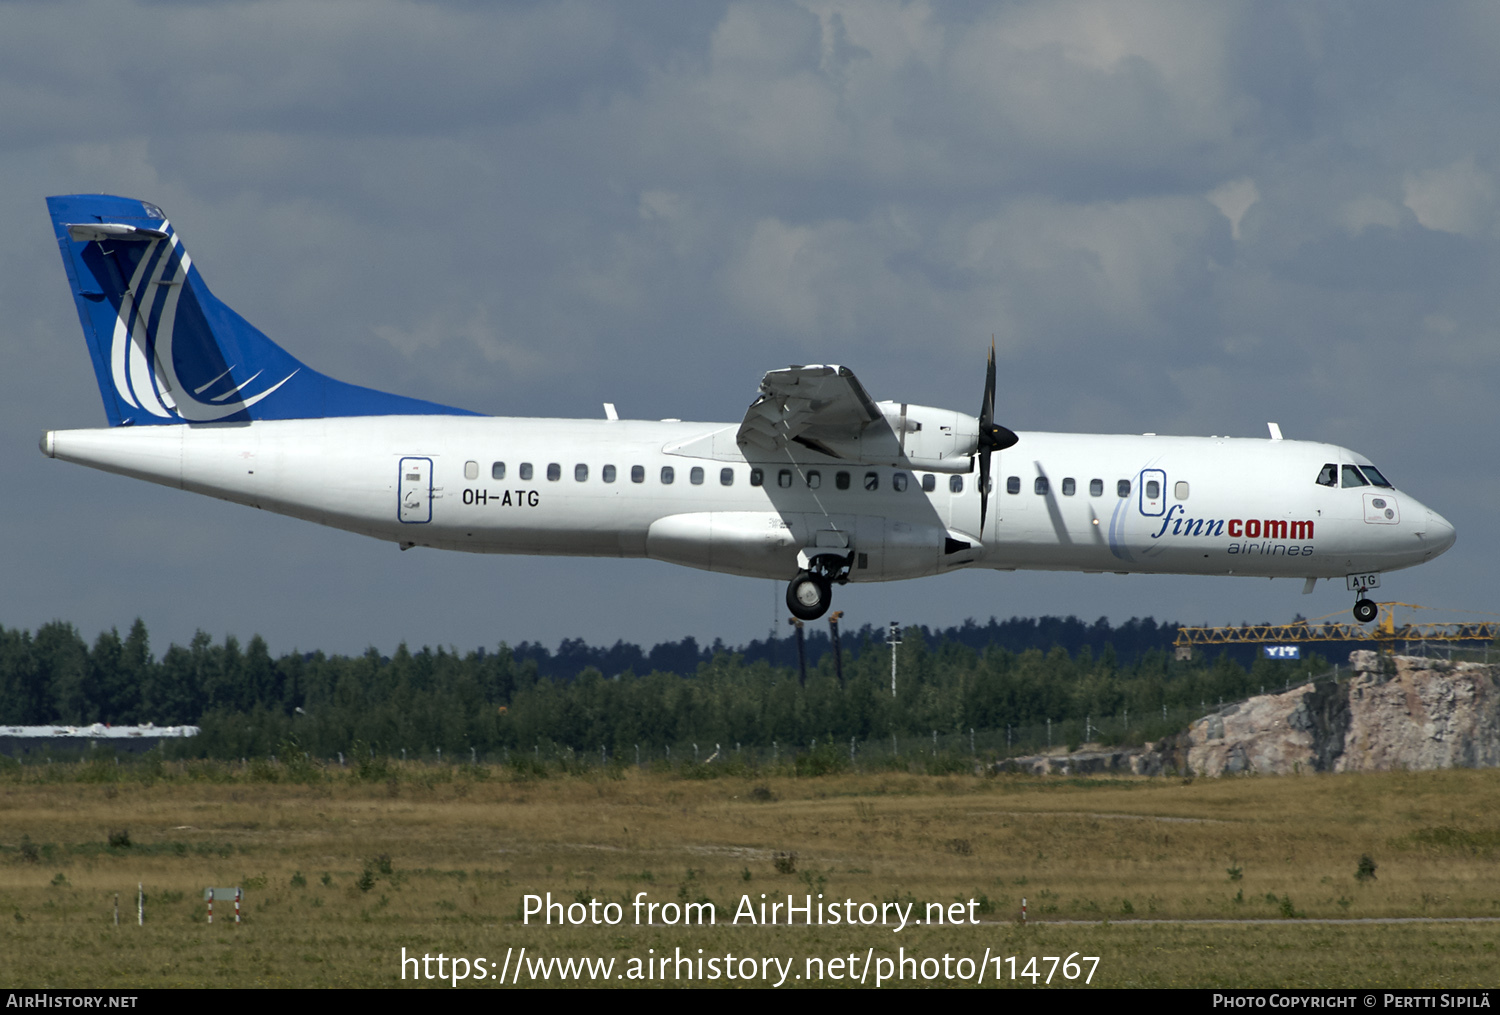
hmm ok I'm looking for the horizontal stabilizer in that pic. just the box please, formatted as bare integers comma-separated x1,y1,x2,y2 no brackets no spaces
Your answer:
65,223,168,243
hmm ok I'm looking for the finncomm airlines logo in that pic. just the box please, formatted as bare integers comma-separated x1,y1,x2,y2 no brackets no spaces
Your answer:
1150,505,1315,557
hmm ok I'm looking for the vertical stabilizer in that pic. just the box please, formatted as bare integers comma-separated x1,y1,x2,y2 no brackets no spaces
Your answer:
47,195,476,426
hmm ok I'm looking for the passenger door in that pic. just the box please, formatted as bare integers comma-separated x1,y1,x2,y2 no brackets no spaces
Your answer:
398,457,432,523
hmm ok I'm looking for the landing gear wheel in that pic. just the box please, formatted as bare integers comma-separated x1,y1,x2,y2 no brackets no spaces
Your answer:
786,571,832,621
1353,598,1378,624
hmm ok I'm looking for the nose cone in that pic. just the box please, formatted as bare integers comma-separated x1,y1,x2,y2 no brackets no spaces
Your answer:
1425,509,1456,557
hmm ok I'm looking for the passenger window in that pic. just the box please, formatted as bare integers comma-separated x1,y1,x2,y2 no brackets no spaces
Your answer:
893,472,908,492
778,470,793,488
520,463,533,481
921,474,936,492
491,462,506,480
1174,481,1189,500
661,466,675,485
1362,465,1393,488
1146,480,1160,499
1341,465,1369,488
690,467,704,485
1315,463,1338,488
864,472,879,491
750,468,764,487
464,461,478,480
837,471,851,490
720,468,734,486
806,470,821,489
1034,476,1049,495
631,465,644,484
602,465,616,483
949,475,964,493
575,464,588,482
547,463,561,481
1089,478,1103,497
1117,479,1130,497
1062,477,1075,496
1007,476,1020,495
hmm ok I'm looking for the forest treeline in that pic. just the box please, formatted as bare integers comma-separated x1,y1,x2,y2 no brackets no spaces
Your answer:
0,616,1334,759
509,614,1183,682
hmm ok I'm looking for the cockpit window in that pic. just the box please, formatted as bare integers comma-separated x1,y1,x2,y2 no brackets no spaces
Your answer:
1341,465,1369,488
1315,464,1337,487
1361,465,1393,488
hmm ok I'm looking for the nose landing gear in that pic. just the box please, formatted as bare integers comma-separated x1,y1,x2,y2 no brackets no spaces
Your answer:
1348,574,1381,624
786,552,853,621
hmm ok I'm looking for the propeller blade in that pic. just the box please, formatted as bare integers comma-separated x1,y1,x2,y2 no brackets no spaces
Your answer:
976,340,1016,451
980,341,996,431
976,339,1017,532
979,446,991,532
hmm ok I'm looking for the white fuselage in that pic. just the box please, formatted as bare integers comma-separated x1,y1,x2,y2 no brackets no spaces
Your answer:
41,417,1455,585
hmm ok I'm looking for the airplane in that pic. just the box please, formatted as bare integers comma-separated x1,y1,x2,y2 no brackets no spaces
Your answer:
40,194,1456,626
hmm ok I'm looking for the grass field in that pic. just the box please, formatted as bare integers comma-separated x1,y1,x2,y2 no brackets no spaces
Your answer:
2,760,1498,988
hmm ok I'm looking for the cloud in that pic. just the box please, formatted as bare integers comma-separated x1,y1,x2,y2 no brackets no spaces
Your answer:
1337,195,1405,236
2,0,1496,652
718,190,1224,368
1403,156,1496,237
0,0,624,146
1208,178,1260,241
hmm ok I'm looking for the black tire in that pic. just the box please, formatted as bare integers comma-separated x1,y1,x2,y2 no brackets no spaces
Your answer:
1353,598,1378,624
786,571,832,621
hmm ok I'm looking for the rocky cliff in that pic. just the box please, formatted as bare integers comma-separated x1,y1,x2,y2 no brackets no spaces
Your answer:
996,653,1500,777
1144,652,1500,776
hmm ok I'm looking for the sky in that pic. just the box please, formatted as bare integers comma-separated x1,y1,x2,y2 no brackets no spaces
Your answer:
0,0,1494,659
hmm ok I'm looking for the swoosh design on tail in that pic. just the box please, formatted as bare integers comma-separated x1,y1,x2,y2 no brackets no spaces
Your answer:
106,226,297,422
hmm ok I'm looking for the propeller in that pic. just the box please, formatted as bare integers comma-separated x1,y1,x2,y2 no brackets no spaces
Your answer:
977,340,1019,533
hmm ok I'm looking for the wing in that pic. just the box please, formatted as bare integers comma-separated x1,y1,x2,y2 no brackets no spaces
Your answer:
736,365,883,455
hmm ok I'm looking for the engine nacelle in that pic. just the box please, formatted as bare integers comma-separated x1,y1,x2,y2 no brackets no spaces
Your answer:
871,402,978,474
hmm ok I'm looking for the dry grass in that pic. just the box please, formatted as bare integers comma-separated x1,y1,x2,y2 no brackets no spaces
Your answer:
1,764,1498,987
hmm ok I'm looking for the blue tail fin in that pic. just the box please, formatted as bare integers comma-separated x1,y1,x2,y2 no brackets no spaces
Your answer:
47,195,476,425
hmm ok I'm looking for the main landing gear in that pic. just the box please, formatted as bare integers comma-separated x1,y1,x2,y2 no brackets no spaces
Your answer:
1352,598,1379,624
786,552,853,621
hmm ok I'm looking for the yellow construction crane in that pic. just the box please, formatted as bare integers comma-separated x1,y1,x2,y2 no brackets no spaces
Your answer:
1174,603,1500,656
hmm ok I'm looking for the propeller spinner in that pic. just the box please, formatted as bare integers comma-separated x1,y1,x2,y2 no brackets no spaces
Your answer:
977,342,1019,532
